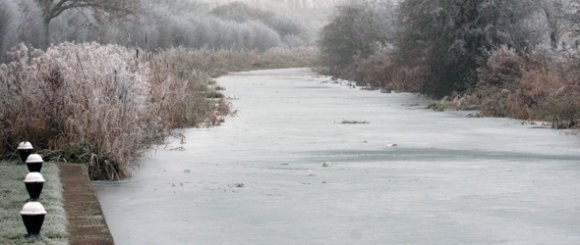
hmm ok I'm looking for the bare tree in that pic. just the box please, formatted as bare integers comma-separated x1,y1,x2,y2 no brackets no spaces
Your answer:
37,0,139,48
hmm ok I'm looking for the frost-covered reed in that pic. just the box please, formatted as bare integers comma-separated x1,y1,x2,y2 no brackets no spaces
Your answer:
155,47,319,78
0,43,226,179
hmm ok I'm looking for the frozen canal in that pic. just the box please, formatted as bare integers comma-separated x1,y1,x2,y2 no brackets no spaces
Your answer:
95,68,580,244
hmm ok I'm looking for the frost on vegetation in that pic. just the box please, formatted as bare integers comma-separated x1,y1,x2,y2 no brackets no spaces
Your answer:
155,46,318,78
473,45,580,125
433,45,580,127
318,0,580,128
0,43,230,180
0,42,315,180
0,0,314,60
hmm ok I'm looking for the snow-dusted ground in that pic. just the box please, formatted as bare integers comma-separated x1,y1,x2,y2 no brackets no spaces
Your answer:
95,68,580,245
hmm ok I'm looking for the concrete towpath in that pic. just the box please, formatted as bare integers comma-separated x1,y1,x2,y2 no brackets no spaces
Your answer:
58,163,114,245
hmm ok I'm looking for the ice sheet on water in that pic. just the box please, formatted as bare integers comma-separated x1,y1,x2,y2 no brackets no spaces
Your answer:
96,68,580,245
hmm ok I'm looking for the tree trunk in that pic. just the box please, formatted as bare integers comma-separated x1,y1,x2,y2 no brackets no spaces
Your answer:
37,0,53,49
42,18,50,49
550,30,559,49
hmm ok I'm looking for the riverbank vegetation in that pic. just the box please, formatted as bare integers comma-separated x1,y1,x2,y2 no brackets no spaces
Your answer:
318,0,580,128
0,161,67,244
0,43,316,180
0,1,318,180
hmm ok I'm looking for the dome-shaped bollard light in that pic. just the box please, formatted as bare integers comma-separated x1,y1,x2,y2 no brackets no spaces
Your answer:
20,201,47,237
25,154,44,173
24,172,45,201
17,142,34,164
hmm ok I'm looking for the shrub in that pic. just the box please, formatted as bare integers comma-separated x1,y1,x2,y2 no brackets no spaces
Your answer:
316,50,425,92
318,1,397,69
351,52,425,91
508,70,566,119
478,45,525,87
469,46,580,126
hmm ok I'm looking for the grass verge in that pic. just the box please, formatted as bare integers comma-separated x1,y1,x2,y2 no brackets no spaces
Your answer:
0,161,67,245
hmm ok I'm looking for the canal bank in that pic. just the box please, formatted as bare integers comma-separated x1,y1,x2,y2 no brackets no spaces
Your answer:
60,164,114,245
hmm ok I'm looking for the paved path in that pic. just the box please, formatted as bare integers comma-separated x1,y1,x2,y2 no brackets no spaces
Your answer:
59,163,114,245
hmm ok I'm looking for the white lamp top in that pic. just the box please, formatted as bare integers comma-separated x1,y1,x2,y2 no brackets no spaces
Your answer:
17,141,33,150
24,172,45,183
25,154,44,163
20,202,47,215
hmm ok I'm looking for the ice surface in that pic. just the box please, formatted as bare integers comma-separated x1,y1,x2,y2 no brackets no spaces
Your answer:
95,68,580,245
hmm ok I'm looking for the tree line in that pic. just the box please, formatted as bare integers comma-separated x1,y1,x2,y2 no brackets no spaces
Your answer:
318,0,579,126
320,0,580,96
0,0,313,62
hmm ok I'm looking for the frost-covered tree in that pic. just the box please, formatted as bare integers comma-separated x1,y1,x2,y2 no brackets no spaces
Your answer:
0,2,18,57
539,0,580,48
562,0,580,47
114,3,282,51
0,1,44,61
210,2,274,23
397,0,542,97
210,2,310,46
318,0,398,69
1,0,308,60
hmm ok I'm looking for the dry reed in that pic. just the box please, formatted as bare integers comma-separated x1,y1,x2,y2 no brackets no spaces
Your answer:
0,43,224,179
436,46,580,128
317,51,425,92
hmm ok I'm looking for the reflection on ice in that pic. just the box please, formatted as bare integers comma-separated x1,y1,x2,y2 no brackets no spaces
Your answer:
96,68,580,245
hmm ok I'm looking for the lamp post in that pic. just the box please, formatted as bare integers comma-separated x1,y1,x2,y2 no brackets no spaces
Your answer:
25,154,44,172
24,173,45,201
17,142,34,164
20,202,47,237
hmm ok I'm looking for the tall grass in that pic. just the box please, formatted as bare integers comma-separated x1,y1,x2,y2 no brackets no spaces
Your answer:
0,43,318,180
316,50,425,92
0,43,155,180
0,43,224,179
157,47,319,78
